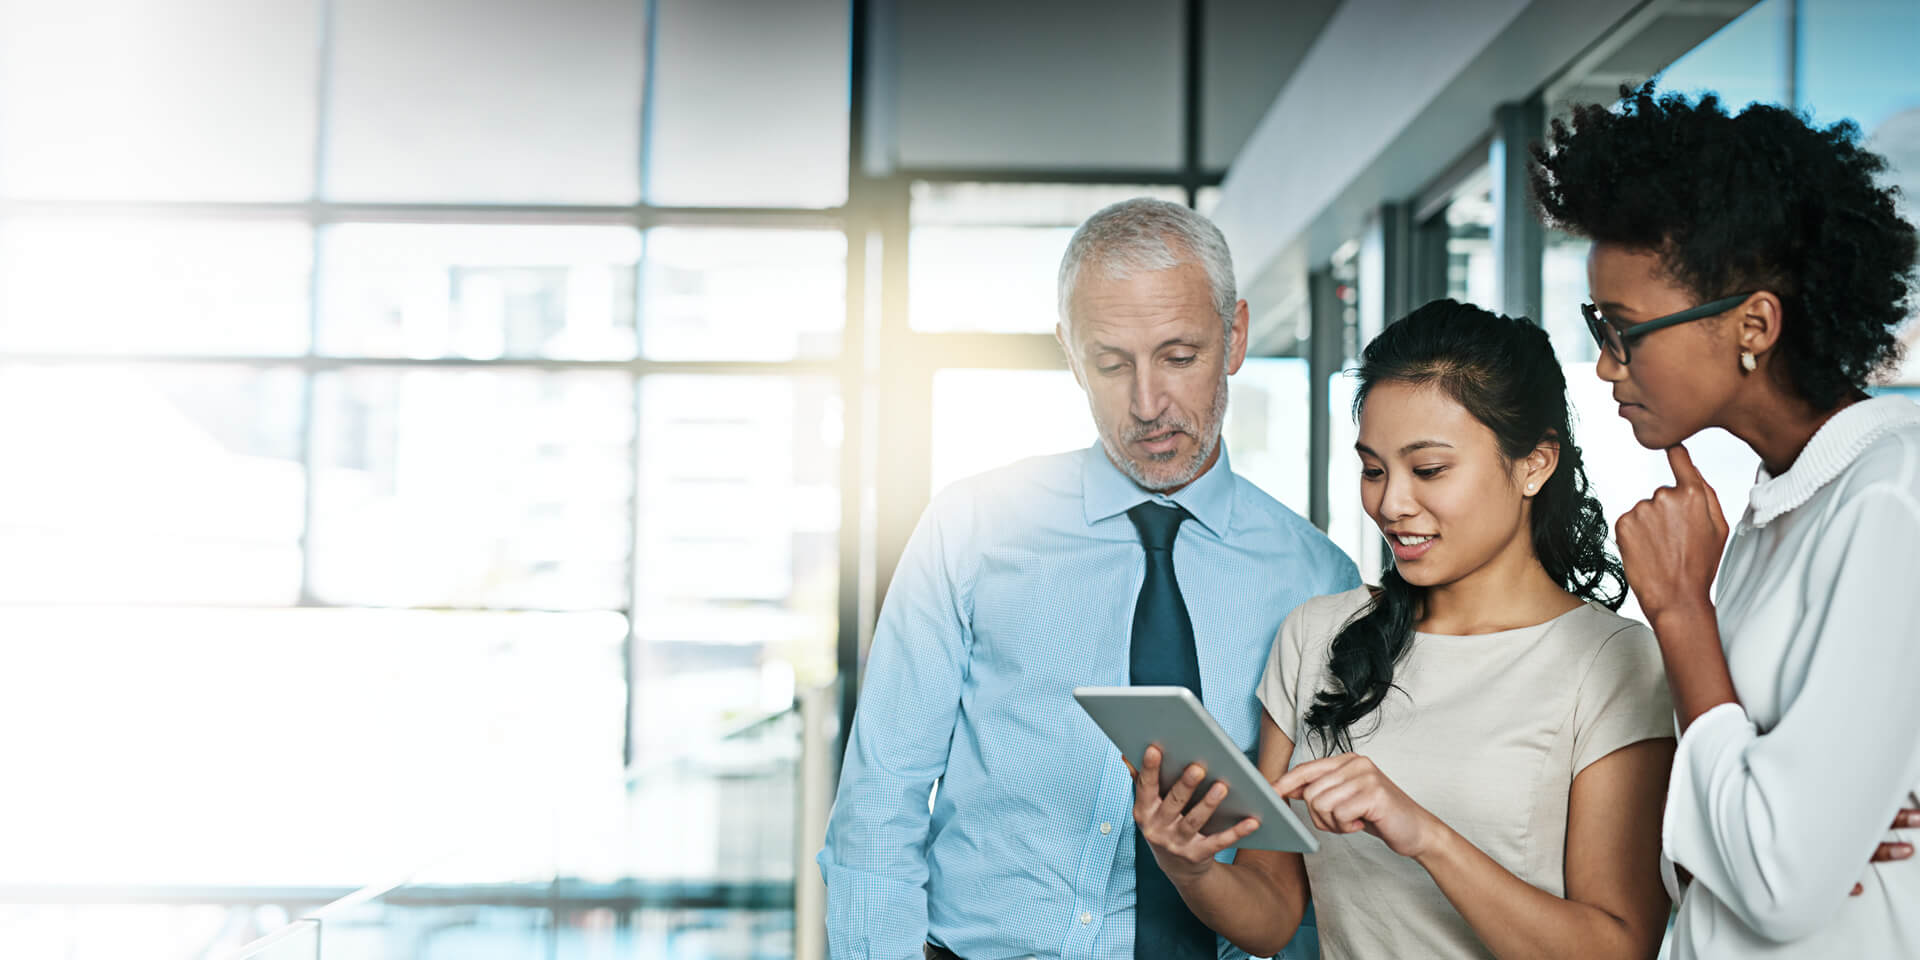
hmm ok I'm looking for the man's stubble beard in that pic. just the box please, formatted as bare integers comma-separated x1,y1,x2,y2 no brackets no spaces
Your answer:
1097,373,1229,492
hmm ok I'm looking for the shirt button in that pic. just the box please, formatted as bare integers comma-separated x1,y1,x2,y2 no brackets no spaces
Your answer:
1100,822,1112,835
1080,912,1093,925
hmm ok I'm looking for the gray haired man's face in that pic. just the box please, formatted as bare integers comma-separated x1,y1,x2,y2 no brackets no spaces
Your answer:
1058,261,1247,493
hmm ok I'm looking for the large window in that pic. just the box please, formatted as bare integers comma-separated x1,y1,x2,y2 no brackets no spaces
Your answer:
908,182,1186,334
928,359,1309,506
0,3,1322,956
0,2,848,956
1442,183,1495,310
1320,247,1375,576
1542,230,1598,365
1798,0,1920,385
910,181,1315,525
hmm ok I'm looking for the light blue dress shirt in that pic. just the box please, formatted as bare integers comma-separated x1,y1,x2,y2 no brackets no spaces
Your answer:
819,443,1360,960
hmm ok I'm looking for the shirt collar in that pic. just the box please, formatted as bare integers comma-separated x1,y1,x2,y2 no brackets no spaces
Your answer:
1747,394,1920,527
1080,441,1235,538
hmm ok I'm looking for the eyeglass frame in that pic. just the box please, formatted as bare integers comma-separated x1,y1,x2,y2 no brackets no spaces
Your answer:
1580,292,1757,365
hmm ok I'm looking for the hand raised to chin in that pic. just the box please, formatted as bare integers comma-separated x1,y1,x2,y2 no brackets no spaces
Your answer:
1616,444,1728,625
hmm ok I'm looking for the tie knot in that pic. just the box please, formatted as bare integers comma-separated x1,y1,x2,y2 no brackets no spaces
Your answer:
1127,501,1188,551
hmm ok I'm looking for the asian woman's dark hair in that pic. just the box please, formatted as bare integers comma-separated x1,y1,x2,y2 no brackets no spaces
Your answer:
1530,82,1917,409
1303,299,1626,755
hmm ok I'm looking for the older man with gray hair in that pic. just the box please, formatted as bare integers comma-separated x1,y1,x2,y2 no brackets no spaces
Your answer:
819,198,1357,960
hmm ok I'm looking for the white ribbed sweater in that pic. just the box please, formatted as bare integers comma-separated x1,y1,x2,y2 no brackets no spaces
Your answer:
1662,395,1920,958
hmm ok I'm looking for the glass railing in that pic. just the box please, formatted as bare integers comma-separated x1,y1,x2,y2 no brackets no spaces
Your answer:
217,683,836,960
0,886,350,959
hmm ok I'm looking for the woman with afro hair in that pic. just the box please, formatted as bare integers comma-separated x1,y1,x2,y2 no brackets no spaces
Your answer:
1533,82,1920,958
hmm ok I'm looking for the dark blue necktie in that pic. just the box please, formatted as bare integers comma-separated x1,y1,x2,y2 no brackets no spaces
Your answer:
1126,501,1214,960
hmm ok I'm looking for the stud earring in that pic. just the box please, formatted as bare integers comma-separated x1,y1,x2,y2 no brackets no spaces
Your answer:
1741,350,1757,373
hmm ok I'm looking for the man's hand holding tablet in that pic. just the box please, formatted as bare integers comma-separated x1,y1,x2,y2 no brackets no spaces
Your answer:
1130,742,1265,876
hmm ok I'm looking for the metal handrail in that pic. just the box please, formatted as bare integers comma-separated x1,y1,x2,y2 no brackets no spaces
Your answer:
720,698,802,741
0,883,355,906
620,696,804,788
0,877,792,911
225,917,318,960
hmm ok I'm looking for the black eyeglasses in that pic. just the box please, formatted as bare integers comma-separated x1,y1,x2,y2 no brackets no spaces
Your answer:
1580,292,1756,365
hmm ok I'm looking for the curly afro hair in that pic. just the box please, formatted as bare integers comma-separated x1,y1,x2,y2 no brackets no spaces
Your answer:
1531,82,1918,409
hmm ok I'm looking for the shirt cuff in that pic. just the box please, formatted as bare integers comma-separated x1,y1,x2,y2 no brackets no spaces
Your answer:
1661,701,1755,878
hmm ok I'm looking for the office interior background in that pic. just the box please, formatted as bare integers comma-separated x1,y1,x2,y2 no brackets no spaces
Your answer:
0,0,1914,957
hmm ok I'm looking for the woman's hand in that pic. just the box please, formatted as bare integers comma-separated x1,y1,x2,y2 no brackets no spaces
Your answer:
1616,444,1740,726
1129,744,1261,880
1853,807,1920,895
1272,753,1444,859
1615,444,1729,624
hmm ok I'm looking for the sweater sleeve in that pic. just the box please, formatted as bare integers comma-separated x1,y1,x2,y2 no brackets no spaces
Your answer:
1662,487,1920,942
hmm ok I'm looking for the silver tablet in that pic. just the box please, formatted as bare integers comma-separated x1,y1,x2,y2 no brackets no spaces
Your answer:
1074,685,1319,854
